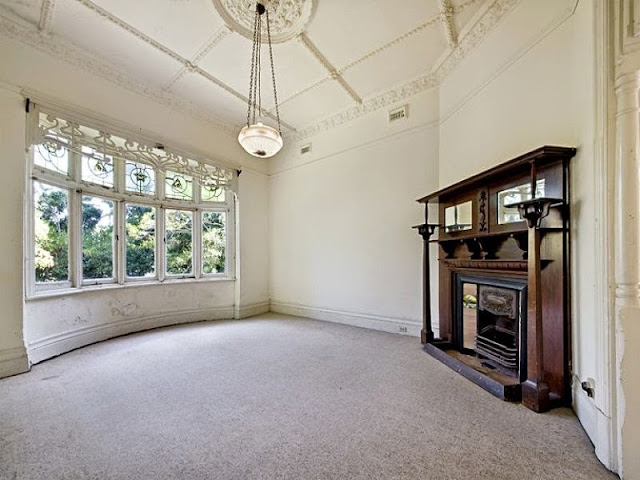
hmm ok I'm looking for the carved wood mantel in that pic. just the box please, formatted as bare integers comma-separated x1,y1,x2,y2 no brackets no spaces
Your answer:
415,146,576,412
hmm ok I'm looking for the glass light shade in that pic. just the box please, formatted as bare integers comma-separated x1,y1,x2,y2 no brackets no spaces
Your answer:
238,122,283,158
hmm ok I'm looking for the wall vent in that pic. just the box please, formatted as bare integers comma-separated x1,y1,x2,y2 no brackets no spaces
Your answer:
388,105,408,123
300,143,312,155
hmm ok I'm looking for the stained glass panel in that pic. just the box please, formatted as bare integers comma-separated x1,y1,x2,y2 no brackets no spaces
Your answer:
34,138,69,175
165,171,193,201
125,160,156,195
81,146,114,188
201,181,226,202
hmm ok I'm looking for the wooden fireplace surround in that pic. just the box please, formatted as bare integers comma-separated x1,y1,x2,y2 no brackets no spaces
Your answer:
414,146,576,412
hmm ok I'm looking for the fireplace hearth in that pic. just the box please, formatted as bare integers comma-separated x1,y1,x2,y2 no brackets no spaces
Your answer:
414,146,575,412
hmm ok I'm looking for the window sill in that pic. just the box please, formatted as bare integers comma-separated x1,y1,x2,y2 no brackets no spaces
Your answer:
26,276,236,301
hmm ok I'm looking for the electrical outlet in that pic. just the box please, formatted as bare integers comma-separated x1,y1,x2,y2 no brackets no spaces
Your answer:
399,326,408,333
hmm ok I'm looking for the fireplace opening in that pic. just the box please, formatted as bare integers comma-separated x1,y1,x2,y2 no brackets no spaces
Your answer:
457,276,527,380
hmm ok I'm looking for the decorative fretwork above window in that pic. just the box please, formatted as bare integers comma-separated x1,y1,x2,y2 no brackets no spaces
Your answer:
28,108,237,194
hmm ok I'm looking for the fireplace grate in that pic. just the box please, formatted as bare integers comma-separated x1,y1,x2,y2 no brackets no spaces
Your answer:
476,325,518,369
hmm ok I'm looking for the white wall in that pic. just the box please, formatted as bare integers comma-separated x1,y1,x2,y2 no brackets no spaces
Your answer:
0,32,270,369
0,86,29,378
237,168,270,318
269,87,439,336
439,0,620,473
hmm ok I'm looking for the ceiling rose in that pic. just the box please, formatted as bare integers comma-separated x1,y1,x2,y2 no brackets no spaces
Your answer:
212,0,317,43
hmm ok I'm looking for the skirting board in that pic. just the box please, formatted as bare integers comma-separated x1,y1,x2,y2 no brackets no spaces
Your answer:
0,346,30,379
27,306,235,364
238,301,270,319
270,301,421,337
572,378,617,473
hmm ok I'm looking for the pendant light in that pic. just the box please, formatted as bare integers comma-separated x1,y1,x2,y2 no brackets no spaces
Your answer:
238,2,283,158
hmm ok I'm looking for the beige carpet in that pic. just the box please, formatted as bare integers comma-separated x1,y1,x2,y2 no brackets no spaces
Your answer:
0,314,617,480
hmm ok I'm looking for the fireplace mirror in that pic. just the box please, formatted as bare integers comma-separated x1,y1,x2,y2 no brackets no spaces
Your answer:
497,179,545,224
444,200,473,233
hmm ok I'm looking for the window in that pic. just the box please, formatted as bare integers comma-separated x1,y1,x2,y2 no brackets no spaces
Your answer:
126,204,156,279
202,211,226,275
82,196,115,282
165,210,193,276
27,108,236,295
33,181,69,284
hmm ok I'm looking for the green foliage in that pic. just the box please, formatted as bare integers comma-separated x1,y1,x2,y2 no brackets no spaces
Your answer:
35,188,226,283
166,210,193,275
35,187,69,282
126,205,155,277
202,212,225,274
82,197,113,280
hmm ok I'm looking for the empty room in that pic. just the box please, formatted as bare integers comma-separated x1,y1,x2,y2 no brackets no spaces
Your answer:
0,0,638,479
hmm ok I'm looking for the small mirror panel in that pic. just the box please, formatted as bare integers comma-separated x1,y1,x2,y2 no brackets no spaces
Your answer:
444,201,473,233
497,179,545,225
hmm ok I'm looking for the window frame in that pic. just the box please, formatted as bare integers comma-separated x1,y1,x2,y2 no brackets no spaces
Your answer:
26,107,237,299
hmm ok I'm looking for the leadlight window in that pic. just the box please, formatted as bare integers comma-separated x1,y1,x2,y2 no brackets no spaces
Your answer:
27,106,237,296
34,137,69,175
202,181,226,202
81,146,114,188
125,160,155,195
165,171,193,201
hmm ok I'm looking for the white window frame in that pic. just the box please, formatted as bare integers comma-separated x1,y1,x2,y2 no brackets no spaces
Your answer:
25,104,237,299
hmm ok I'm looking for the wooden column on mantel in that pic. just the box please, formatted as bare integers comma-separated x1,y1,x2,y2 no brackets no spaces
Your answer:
508,195,565,412
413,222,439,344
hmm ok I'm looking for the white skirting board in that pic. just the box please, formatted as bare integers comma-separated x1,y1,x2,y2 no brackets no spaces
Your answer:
270,301,421,337
0,346,30,379
238,301,270,319
572,377,617,472
27,305,235,364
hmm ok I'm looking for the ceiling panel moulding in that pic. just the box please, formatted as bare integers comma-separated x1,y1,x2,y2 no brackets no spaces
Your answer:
0,0,518,144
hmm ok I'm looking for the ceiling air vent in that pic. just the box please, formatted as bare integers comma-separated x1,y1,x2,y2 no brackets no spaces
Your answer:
388,105,408,123
300,143,312,155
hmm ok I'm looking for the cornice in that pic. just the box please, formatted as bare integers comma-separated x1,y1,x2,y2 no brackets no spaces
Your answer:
293,74,439,140
0,9,238,137
293,0,518,141
434,0,519,83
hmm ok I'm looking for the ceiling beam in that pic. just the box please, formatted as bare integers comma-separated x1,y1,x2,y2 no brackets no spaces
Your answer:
38,0,56,34
163,25,231,91
438,0,458,47
299,33,362,104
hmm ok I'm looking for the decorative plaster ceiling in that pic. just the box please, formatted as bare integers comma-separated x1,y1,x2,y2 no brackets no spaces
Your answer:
0,0,519,142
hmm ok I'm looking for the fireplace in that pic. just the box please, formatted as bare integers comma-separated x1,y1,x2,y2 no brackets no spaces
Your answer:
414,146,575,412
456,275,527,380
